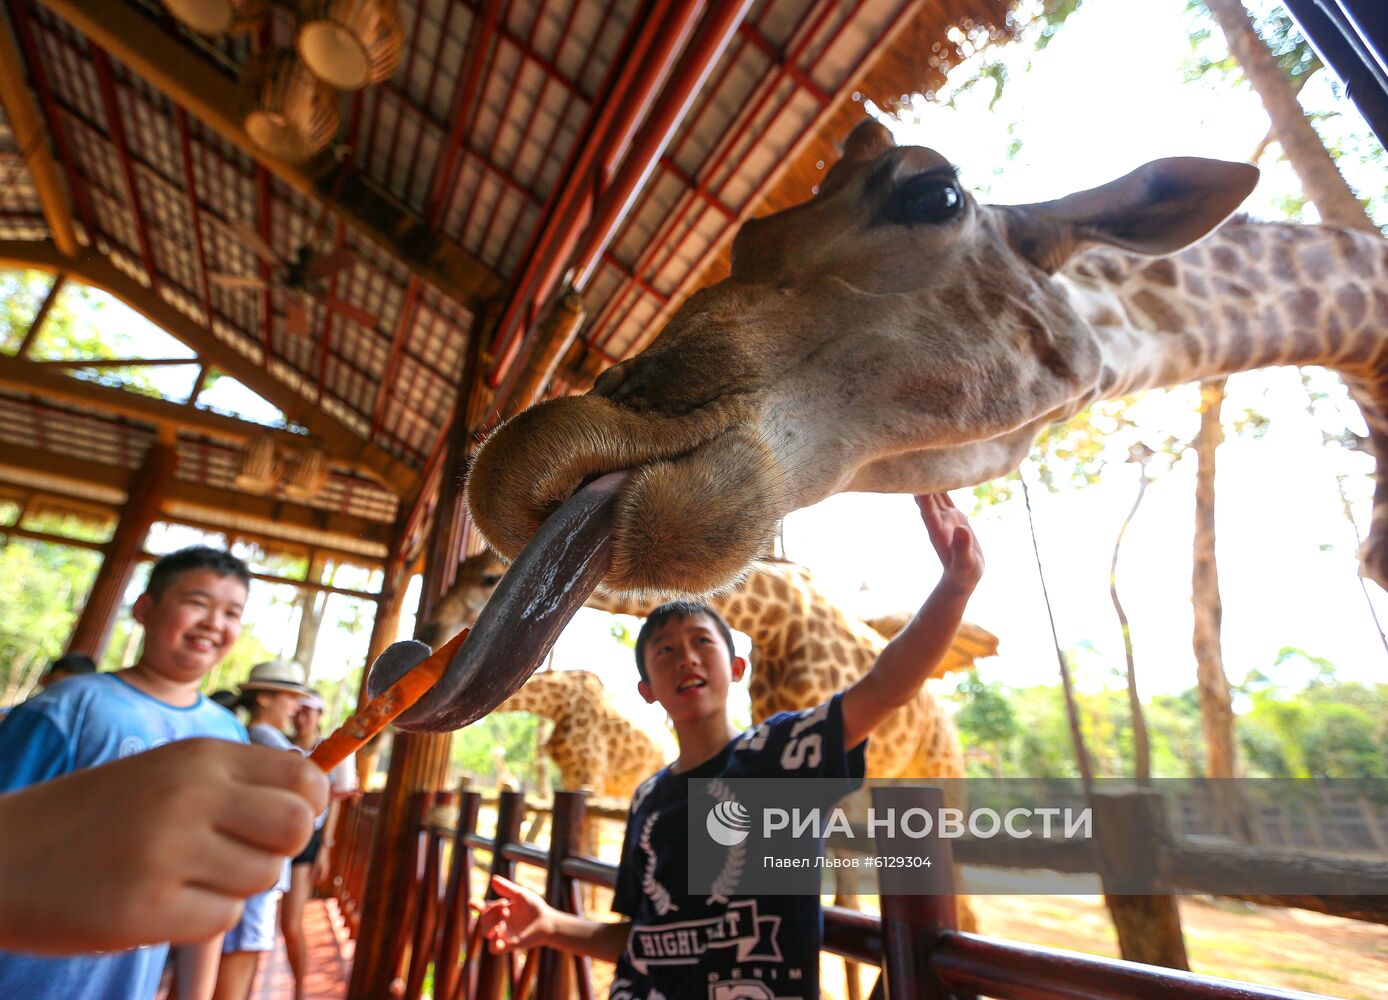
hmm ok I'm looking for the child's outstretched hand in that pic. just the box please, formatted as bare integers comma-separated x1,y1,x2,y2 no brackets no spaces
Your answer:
472,875,554,953
0,738,327,954
915,493,984,593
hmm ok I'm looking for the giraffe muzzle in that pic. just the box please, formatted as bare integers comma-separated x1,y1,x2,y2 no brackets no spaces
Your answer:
370,470,630,732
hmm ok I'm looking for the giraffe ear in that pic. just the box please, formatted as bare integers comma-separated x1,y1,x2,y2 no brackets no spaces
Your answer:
1002,157,1260,273
818,118,896,199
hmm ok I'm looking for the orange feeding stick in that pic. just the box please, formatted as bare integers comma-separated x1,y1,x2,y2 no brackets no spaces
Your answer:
309,628,470,773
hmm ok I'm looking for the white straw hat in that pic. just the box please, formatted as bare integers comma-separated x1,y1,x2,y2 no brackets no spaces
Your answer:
239,659,311,696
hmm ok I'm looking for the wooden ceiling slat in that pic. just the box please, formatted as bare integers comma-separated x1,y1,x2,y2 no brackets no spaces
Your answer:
0,3,76,255
0,238,420,494
42,0,504,308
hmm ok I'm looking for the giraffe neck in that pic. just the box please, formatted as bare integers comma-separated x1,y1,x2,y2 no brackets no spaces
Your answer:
1063,221,1388,399
496,676,568,723
1064,219,1388,585
589,565,817,653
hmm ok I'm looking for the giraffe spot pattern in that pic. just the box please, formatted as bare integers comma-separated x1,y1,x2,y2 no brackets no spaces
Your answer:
1338,285,1368,328
1210,246,1240,274
1301,243,1336,283
1271,244,1298,282
1132,288,1185,332
1143,259,1178,287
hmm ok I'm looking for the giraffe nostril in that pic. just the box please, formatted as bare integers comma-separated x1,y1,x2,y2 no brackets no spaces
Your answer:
591,359,635,400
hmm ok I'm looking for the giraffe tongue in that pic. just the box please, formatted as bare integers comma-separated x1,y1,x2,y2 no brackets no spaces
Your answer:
381,470,629,733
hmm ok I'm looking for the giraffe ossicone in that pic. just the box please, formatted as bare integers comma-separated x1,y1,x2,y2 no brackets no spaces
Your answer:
467,119,1388,596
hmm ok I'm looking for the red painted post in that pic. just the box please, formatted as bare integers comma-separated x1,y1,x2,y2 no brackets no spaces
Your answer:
403,791,456,1000
435,788,482,1000
872,785,973,1000
536,790,587,1000
474,790,527,1000
384,791,436,993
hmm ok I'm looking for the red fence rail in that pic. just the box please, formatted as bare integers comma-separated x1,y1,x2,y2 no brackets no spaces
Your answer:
327,785,1330,999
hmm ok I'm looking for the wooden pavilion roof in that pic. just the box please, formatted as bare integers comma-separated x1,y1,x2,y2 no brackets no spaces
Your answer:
0,0,1021,567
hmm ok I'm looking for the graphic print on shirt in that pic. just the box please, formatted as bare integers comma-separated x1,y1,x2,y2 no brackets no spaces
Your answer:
640,812,679,916
626,898,782,973
703,778,746,905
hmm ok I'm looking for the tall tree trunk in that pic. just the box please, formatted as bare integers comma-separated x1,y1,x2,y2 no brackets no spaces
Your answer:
1111,454,1153,783
1203,0,1378,232
294,588,328,680
1021,475,1095,788
1192,380,1239,779
1193,379,1258,842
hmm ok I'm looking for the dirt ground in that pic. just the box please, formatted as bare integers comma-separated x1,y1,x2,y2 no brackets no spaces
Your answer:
817,893,1388,999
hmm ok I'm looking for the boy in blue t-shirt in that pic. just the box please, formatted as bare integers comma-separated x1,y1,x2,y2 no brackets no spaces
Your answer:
474,494,984,999
0,546,327,1000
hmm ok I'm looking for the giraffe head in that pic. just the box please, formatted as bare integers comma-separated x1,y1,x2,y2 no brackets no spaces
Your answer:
468,120,1257,596
419,549,507,646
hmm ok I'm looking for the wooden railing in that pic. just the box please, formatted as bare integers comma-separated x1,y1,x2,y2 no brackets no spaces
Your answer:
327,785,1333,1000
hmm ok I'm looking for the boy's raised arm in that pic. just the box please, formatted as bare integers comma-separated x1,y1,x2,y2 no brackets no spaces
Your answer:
842,493,984,751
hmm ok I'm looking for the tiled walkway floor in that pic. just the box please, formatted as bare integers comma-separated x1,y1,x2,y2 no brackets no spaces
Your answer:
250,899,353,1000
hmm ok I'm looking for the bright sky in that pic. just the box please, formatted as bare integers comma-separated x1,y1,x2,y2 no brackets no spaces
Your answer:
493,0,1388,740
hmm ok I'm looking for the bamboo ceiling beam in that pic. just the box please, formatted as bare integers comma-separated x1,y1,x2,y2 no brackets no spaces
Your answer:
0,440,392,555
40,0,504,307
0,6,78,257
0,239,419,495
0,353,328,459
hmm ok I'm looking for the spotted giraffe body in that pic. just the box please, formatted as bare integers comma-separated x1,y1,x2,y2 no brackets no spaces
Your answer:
590,561,996,784
495,669,666,799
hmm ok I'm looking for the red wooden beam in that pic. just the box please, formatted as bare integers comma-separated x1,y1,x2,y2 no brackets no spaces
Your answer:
370,274,421,438
527,0,755,384
484,0,703,388
176,108,214,327
315,219,347,403
588,0,874,355
256,165,274,361
426,0,501,221
493,2,621,269
91,49,159,292
7,1,97,238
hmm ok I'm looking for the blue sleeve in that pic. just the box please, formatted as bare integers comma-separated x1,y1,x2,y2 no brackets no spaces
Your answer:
0,708,73,793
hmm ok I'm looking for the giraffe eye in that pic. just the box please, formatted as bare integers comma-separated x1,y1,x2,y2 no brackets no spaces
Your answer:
890,173,963,226
482,573,502,586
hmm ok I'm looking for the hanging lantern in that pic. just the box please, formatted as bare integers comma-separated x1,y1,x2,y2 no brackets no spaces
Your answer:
161,0,267,35
283,447,332,501
234,433,280,492
297,0,405,92
244,52,340,163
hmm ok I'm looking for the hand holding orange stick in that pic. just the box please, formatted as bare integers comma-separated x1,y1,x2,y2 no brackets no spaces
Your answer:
309,628,470,774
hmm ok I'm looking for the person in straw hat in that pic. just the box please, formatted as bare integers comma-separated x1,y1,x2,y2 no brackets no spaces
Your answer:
214,661,312,1000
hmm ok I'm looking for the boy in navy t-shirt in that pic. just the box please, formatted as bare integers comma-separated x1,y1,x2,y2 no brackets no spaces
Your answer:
475,494,984,999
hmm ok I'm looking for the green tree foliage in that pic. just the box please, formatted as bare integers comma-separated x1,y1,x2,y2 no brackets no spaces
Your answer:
1184,1,1320,87
949,650,1388,781
451,711,552,789
953,669,1019,775
0,270,52,353
0,539,101,703
1184,0,1385,226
